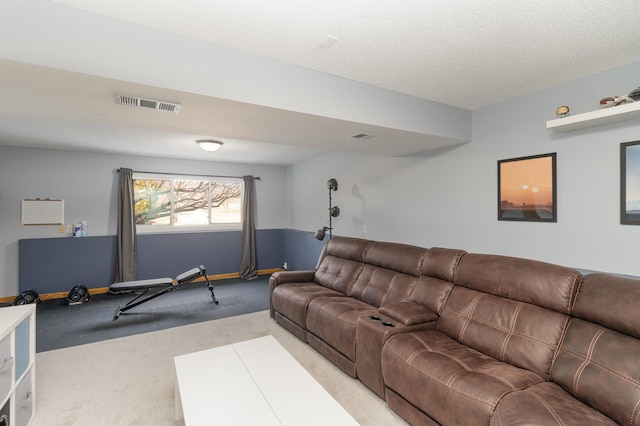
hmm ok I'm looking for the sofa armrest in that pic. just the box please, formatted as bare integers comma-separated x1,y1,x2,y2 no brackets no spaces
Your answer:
269,270,316,288
269,270,316,318
379,302,438,326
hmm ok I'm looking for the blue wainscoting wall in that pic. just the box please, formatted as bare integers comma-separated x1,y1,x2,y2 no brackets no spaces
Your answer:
282,229,326,271
19,228,328,295
19,235,116,293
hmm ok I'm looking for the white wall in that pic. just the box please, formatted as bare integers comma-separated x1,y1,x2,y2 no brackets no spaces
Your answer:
0,146,287,296
288,60,640,276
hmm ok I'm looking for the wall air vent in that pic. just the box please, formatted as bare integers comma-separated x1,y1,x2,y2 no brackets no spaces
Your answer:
114,95,181,113
350,132,378,140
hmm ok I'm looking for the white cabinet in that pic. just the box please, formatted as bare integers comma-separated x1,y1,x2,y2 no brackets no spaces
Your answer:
0,305,36,426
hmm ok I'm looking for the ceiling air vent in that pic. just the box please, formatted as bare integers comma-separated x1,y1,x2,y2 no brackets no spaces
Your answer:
114,95,181,113
350,132,378,140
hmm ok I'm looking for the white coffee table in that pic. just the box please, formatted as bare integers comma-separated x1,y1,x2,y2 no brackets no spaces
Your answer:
174,335,358,425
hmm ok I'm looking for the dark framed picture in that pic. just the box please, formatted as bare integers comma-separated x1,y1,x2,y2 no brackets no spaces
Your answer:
498,153,557,222
621,141,640,225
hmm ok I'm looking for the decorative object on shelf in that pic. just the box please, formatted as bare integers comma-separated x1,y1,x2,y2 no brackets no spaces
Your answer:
629,86,640,101
498,153,557,223
600,85,640,108
555,105,570,117
546,100,640,132
620,140,640,225
314,178,340,240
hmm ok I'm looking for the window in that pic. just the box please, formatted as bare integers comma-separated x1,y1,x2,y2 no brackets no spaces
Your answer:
133,173,243,231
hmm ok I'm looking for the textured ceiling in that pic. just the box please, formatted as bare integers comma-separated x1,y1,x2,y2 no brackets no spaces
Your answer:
54,0,640,109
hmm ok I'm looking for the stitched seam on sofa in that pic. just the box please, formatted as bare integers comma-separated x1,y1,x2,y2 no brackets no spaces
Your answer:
548,316,571,379
630,397,640,425
451,251,466,283
345,263,365,296
443,299,561,354
567,274,583,314
291,287,329,301
379,274,397,306
417,252,426,277
629,400,640,425
492,406,504,426
412,364,496,406
336,305,373,324
559,340,640,390
530,391,566,426
362,241,373,263
560,348,638,387
437,283,455,315
446,306,560,351
459,293,483,342
499,303,523,362
569,275,585,313
411,333,525,391
572,328,605,396
406,280,418,303
387,343,496,407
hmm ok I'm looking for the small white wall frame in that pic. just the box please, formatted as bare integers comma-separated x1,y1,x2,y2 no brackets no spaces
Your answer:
21,199,64,225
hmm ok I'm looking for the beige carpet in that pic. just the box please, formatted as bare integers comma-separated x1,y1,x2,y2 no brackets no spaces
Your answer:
32,310,408,426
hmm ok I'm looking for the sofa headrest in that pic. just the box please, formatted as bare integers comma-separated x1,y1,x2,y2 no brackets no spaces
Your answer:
421,247,466,282
364,241,426,277
574,273,640,338
454,253,581,314
323,236,373,263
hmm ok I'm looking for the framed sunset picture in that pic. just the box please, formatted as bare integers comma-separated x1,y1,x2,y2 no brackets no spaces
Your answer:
621,141,640,225
498,153,557,222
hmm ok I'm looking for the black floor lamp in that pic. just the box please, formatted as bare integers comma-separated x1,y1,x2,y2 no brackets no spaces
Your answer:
314,178,340,240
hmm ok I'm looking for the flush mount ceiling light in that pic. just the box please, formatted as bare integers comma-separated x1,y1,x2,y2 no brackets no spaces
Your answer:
196,140,223,152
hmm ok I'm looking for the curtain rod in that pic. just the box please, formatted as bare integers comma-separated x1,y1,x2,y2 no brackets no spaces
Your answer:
116,169,261,180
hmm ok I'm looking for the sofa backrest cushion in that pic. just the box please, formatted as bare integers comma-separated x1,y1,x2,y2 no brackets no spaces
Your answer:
438,286,570,378
421,247,466,282
551,318,640,426
363,241,426,277
314,237,371,294
350,265,419,307
408,248,466,314
453,253,582,315
348,241,425,306
318,236,372,264
572,273,640,338
549,273,640,426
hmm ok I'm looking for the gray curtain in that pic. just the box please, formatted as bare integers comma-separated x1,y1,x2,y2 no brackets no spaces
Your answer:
113,168,137,283
239,175,257,280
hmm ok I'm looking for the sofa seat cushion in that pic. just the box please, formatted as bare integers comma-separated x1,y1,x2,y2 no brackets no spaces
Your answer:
271,283,346,329
491,382,618,426
307,296,378,361
381,330,545,426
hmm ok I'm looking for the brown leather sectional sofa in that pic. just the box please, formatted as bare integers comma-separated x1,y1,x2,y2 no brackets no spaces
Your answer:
269,236,640,425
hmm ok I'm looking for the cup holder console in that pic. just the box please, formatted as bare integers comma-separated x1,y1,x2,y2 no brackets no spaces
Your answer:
368,315,395,327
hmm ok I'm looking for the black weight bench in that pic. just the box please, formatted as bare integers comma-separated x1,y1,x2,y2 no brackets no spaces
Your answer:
109,265,218,320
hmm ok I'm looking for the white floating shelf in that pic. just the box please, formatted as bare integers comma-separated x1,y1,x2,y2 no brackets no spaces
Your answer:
546,101,640,132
